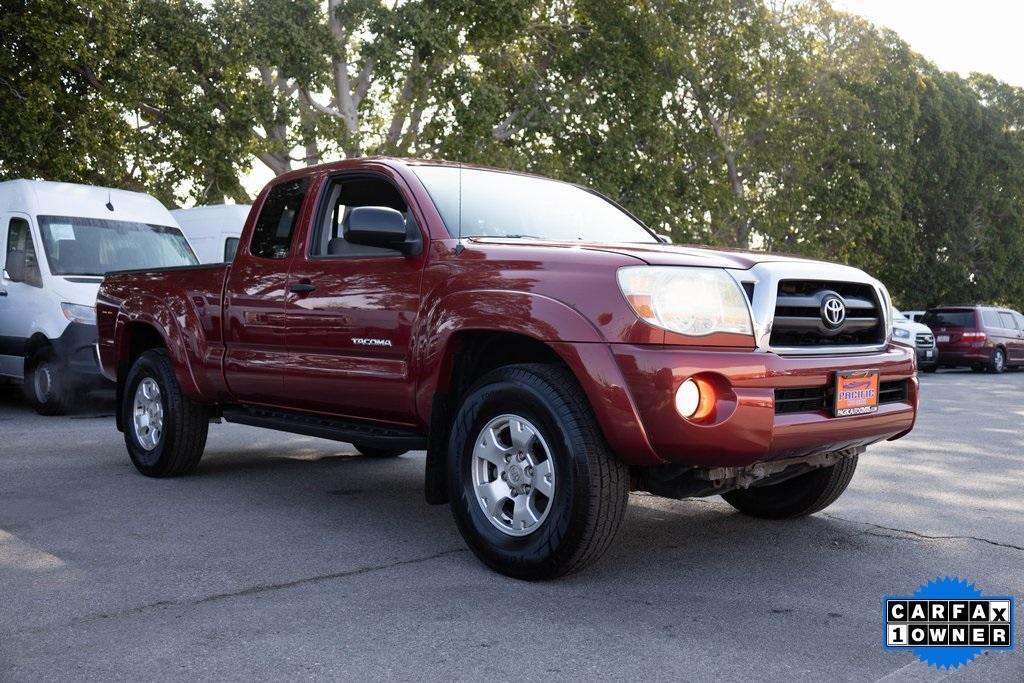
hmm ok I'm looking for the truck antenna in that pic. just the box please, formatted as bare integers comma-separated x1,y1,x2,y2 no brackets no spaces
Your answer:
454,162,465,255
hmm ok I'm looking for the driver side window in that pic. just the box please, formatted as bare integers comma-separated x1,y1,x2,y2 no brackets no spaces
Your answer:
4,218,43,287
312,176,416,258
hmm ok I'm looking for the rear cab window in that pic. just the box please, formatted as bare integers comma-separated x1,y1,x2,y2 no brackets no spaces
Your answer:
250,178,309,260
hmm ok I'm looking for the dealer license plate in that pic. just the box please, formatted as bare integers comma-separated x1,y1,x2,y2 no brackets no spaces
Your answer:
834,369,880,417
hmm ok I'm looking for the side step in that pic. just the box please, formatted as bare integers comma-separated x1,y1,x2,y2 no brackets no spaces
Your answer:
222,405,427,450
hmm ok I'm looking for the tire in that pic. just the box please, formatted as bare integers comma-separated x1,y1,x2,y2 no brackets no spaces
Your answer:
25,347,76,415
122,349,209,477
447,363,629,580
353,443,407,458
722,454,859,519
987,348,1006,374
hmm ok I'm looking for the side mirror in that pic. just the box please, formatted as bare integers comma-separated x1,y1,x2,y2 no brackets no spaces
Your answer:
346,206,420,255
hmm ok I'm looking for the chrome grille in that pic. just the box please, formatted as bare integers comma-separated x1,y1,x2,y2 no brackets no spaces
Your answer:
915,333,934,348
769,280,885,348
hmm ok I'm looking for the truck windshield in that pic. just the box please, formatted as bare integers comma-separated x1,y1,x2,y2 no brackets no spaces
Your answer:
37,215,198,276
413,166,658,243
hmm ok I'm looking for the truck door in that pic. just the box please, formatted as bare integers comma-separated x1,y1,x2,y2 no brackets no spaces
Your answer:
0,215,45,379
281,171,426,423
222,178,311,404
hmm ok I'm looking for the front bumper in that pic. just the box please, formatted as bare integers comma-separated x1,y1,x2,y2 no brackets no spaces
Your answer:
555,342,917,468
915,346,938,367
52,322,110,388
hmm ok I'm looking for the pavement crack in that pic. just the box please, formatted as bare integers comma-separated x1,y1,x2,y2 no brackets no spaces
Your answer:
1,547,468,638
822,514,1023,552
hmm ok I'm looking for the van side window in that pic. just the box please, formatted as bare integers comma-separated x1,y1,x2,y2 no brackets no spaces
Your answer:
4,218,43,287
998,311,1018,329
982,310,1000,327
250,178,308,259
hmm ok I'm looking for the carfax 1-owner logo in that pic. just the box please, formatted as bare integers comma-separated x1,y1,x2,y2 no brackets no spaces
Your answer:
884,576,1015,669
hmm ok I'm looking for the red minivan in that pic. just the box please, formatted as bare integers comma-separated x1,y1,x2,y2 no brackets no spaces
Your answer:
924,305,1024,373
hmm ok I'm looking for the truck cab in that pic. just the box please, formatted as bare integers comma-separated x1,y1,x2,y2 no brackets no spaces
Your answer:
0,180,197,414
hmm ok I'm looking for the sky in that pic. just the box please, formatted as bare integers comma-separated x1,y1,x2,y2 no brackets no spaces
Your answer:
833,0,1024,87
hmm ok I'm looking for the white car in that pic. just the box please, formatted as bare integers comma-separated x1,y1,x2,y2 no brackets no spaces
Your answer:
902,309,925,323
170,204,250,264
0,180,198,414
892,308,937,373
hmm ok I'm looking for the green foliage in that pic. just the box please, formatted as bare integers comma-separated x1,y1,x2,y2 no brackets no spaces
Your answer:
2,0,1023,308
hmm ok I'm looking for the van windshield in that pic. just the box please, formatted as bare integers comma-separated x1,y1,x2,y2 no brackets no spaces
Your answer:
922,309,976,328
37,215,198,276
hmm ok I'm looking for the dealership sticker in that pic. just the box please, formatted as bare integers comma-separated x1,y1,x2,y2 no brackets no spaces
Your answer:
884,576,1014,670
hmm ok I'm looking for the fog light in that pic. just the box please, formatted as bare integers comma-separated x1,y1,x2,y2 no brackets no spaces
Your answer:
675,377,716,420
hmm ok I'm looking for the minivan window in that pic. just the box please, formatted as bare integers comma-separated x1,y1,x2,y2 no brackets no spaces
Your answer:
999,312,1018,329
250,178,308,259
982,310,1000,327
37,216,197,276
4,218,43,287
922,310,976,328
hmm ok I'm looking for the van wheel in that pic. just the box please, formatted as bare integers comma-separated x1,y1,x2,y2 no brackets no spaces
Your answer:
352,444,407,458
25,347,75,415
722,455,859,519
987,348,1006,374
122,349,209,477
447,364,629,580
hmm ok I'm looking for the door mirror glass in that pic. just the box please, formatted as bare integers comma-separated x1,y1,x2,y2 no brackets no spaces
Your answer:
345,206,409,251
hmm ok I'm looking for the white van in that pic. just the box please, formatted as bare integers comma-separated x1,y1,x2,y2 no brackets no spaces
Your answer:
170,204,250,263
0,180,198,414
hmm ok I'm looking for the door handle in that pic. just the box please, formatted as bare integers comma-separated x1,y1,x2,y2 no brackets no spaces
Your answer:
0,290,7,297
288,281,316,294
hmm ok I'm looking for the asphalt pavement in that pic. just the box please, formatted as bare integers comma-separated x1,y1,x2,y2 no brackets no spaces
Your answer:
0,370,1021,681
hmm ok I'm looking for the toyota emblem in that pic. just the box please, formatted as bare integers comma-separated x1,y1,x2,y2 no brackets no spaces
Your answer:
821,295,847,329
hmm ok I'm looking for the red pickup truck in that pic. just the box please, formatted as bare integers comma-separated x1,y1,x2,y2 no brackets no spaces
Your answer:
97,158,918,579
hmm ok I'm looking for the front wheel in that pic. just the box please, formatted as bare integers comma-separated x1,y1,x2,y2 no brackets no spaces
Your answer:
121,349,210,477
25,347,76,415
447,364,629,580
722,455,859,519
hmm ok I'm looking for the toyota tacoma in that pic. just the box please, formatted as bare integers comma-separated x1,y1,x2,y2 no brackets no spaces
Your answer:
97,158,918,579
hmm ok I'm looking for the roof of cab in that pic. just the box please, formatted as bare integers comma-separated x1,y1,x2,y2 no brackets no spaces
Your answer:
0,179,175,226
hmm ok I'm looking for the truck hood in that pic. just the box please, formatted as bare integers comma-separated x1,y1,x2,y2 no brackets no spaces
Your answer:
471,238,821,270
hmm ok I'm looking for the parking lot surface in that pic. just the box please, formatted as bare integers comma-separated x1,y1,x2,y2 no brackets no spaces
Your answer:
1,370,1021,681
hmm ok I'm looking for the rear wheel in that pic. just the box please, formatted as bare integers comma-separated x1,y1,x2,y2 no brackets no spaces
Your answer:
352,443,407,458
25,347,76,415
122,349,209,477
447,364,629,580
987,348,1006,374
722,455,859,519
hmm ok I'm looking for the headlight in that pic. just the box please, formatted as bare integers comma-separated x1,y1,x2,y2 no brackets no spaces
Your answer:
616,266,753,336
893,327,911,339
61,303,97,325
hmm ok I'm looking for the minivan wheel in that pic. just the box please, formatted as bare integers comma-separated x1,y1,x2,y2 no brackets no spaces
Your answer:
25,347,76,415
447,364,629,580
722,455,859,519
122,349,210,477
988,348,1006,374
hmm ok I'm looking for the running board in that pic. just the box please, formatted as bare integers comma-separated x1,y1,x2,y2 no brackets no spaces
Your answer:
221,405,427,450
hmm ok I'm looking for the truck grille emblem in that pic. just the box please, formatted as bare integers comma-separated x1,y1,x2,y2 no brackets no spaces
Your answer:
821,295,847,329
